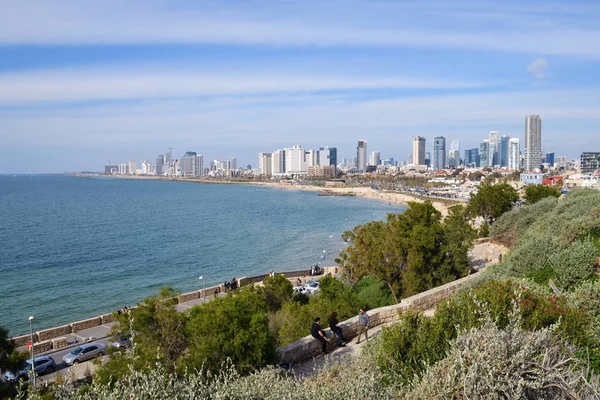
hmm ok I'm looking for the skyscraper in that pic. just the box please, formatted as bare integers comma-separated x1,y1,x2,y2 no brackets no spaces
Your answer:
180,151,203,177
271,149,286,175
488,131,499,166
448,139,460,168
317,147,337,172
525,114,542,171
499,135,510,168
155,154,165,175
412,136,426,166
432,136,446,170
508,138,520,170
464,148,479,167
357,140,368,172
479,140,490,167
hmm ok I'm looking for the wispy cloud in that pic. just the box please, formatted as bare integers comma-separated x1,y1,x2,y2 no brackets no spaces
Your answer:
1,1,599,57
527,58,551,79
0,67,488,105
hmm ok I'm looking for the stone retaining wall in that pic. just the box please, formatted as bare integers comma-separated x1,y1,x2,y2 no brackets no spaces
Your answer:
33,340,52,355
37,324,71,342
70,317,102,333
101,313,117,324
178,290,200,303
12,334,33,348
51,337,68,350
278,273,479,365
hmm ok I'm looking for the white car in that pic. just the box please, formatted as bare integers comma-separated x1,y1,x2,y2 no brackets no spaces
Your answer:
304,281,320,294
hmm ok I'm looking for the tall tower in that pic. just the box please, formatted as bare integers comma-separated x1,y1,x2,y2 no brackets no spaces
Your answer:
525,114,542,171
508,138,520,170
413,136,426,166
499,135,510,168
432,136,445,170
357,140,367,172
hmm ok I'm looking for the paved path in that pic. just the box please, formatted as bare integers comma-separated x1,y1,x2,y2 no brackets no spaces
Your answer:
293,309,435,378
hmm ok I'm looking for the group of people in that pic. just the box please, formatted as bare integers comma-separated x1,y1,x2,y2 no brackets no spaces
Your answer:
223,277,238,292
309,264,323,276
310,307,369,355
116,305,131,315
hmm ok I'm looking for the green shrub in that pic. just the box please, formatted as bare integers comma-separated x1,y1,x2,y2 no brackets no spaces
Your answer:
551,238,599,289
399,322,600,399
501,235,558,277
354,276,394,310
262,273,294,311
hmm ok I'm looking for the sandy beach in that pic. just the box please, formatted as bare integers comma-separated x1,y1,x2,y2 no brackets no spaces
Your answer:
249,181,454,216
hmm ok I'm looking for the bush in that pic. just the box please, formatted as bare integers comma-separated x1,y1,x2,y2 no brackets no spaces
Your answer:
551,238,599,289
399,322,600,399
354,276,394,310
376,280,591,384
501,235,558,277
262,274,294,312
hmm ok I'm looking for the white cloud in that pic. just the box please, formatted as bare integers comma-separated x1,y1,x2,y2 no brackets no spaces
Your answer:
527,58,551,79
0,67,486,105
0,1,599,57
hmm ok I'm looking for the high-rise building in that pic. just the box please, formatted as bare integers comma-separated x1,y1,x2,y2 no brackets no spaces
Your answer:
271,149,286,175
432,136,445,170
544,152,555,166
413,136,426,166
141,160,152,175
317,147,337,172
479,140,490,167
357,140,368,172
525,114,542,171
425,152,431,167
104,164,118,174
180,151,203,177
499,135,510,168
369,151,381,166
581,152,600,174
155,154,165,175
285,144,308,176
508,138,520,171
488,131,499,166
464,148,479,167
448,139,460,168
230,157,237,170
258,153,272,176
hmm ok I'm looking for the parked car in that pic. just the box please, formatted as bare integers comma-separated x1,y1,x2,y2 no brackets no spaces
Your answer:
62,343,106,365
3,356,56,383
111,335,131,349
305,281,320,294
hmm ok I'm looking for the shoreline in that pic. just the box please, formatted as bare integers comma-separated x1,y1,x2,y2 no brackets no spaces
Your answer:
73,174,456,215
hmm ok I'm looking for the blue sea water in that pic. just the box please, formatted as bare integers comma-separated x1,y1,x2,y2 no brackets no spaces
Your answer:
0,175,404,336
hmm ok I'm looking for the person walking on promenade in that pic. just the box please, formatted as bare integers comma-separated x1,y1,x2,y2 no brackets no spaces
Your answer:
356,307,369,344
311,317,330,354
329,311,345,347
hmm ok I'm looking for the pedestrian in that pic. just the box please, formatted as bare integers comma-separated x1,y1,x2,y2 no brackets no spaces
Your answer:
296,277,302,287
329,311,345,347
356,307,369,344
310,317,330,354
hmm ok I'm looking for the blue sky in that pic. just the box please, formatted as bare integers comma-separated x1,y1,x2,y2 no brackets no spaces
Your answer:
1,0,599,173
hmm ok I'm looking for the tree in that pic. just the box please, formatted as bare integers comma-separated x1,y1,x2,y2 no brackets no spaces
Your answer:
524,184,561,205
184,286,277,373
261,274,293,312
467,183,519,224
340,201,472,302
0,326,14,372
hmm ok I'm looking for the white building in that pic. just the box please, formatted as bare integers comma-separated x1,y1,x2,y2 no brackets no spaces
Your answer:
128,160,136,175
141,160,153,175
525,114,542,171
258,153,272,176
271,149,285,175
369,151,381,166
180,152,203,177
285,144,308,176
508,138,520,170
413,136,426,166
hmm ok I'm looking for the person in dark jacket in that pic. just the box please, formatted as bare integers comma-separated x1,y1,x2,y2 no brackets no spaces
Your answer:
311,317,330,354
329,311,345,347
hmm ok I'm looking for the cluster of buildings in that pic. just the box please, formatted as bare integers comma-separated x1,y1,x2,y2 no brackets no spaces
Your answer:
104,149,246,178
258,145,339,178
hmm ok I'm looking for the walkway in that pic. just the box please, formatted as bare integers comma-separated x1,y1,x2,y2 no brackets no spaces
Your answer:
293,309,435,378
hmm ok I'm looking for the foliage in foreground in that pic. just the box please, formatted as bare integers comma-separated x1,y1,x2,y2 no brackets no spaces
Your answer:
376,280,594,384
398,321,600,399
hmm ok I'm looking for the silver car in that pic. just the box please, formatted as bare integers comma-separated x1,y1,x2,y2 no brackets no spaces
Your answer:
3,356,56,383
62,343,106,365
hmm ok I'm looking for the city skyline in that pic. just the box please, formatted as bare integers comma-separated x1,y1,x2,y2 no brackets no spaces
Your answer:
1,1,600,173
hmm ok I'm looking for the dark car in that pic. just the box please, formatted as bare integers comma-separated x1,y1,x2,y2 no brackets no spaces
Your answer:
3,356,56,383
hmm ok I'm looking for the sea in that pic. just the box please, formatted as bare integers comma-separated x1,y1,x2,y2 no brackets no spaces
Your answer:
0,175,404,336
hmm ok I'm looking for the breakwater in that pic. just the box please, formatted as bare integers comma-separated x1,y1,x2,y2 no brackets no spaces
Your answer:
10,268,316,352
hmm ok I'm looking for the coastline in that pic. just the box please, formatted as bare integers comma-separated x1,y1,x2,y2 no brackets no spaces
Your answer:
72,174,455,215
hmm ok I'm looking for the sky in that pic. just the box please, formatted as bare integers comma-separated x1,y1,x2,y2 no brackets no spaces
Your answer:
1,0,599,173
